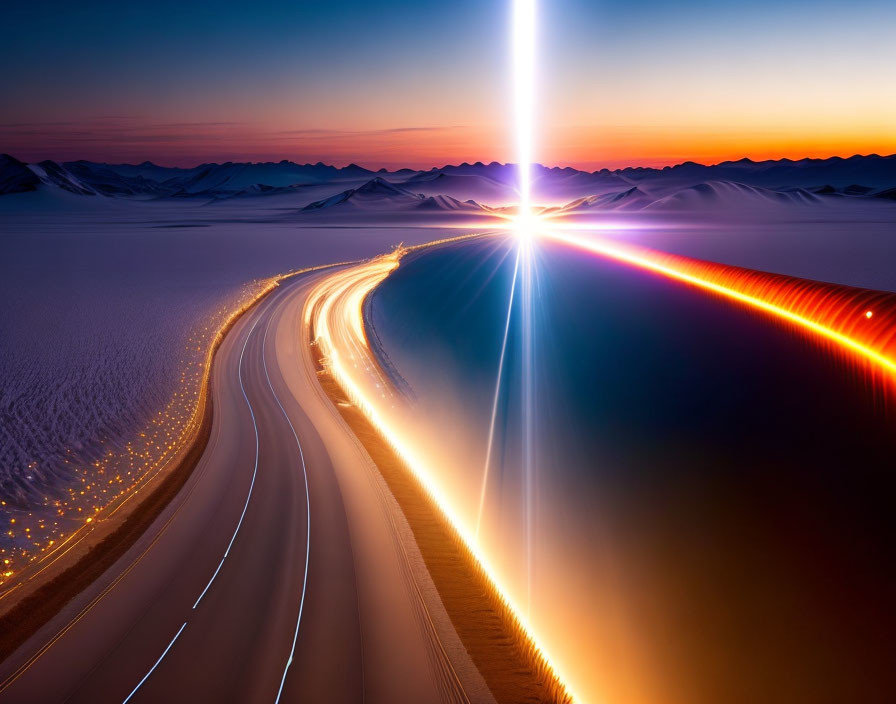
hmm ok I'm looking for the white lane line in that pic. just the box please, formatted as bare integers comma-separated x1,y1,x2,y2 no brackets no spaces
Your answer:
119,310,266,703
192,310,264,610
121,621,187,704
260,304,312,704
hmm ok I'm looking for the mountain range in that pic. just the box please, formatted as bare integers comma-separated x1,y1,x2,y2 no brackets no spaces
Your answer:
2,153,895,215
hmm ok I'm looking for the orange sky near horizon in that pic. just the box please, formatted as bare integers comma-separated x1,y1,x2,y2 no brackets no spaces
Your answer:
4,118,892,171
3,1,895,170
544,126,896,171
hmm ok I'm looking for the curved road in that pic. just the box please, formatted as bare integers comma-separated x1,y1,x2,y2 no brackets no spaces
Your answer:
0,269,492,703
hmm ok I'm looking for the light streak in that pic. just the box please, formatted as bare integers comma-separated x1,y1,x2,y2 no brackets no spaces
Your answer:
306,252,579,703
475,248,520,538
308,229,896,704
544,230,896,380
513,0,536,234
511,0,540,621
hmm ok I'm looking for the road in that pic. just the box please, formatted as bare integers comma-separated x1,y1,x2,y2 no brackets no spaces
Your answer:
0,267,492,703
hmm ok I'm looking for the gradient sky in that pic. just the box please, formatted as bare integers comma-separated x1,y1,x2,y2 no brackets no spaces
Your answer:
3,0,895,169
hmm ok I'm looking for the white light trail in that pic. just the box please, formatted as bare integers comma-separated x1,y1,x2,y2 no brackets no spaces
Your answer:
513,0,539,618
306,254,579,702
476,248,521,538
513,0,536,234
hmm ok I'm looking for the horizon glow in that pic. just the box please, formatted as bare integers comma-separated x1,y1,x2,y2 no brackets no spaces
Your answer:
3,1,894,167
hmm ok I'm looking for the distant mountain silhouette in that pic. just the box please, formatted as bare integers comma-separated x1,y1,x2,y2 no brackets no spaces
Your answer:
554,186,653,212
2,154,894,212
0,157,99,196
0,154,41,194
301,177,485,212
643,181,821,211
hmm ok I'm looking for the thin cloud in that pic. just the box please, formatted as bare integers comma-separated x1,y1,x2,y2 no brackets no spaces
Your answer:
276,126,468,137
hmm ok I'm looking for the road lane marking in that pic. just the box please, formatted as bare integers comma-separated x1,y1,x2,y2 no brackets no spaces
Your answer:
192,310,264,610
2,278,326,701
118,286,316,702
116,310,267,703
121,621,187,704
260,297,312,704
0,310,269,699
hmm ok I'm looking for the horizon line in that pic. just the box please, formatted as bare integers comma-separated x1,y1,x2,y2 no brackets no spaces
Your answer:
4,150,894,175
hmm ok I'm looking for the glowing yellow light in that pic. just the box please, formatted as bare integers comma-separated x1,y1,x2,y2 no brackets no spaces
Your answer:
545,230,896,379
866,310,873,319
306,251,579,704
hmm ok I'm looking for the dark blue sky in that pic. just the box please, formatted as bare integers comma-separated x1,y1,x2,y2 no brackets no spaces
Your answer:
3,0,893,167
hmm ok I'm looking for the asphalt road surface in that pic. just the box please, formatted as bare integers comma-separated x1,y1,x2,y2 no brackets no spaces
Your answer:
0,269,492,704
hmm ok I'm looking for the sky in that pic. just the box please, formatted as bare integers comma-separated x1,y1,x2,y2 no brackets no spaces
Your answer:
2,0,895,169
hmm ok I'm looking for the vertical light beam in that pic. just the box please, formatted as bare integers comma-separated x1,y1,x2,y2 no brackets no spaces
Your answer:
514,0,536,232
513,0,538,617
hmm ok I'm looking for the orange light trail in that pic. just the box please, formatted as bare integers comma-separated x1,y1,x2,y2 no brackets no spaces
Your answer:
302,229,896,704
306,251,580,704
544,230,896,381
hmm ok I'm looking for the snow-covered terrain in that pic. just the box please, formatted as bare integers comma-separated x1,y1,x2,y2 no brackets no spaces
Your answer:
301,176,487,213
4,152,896,210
